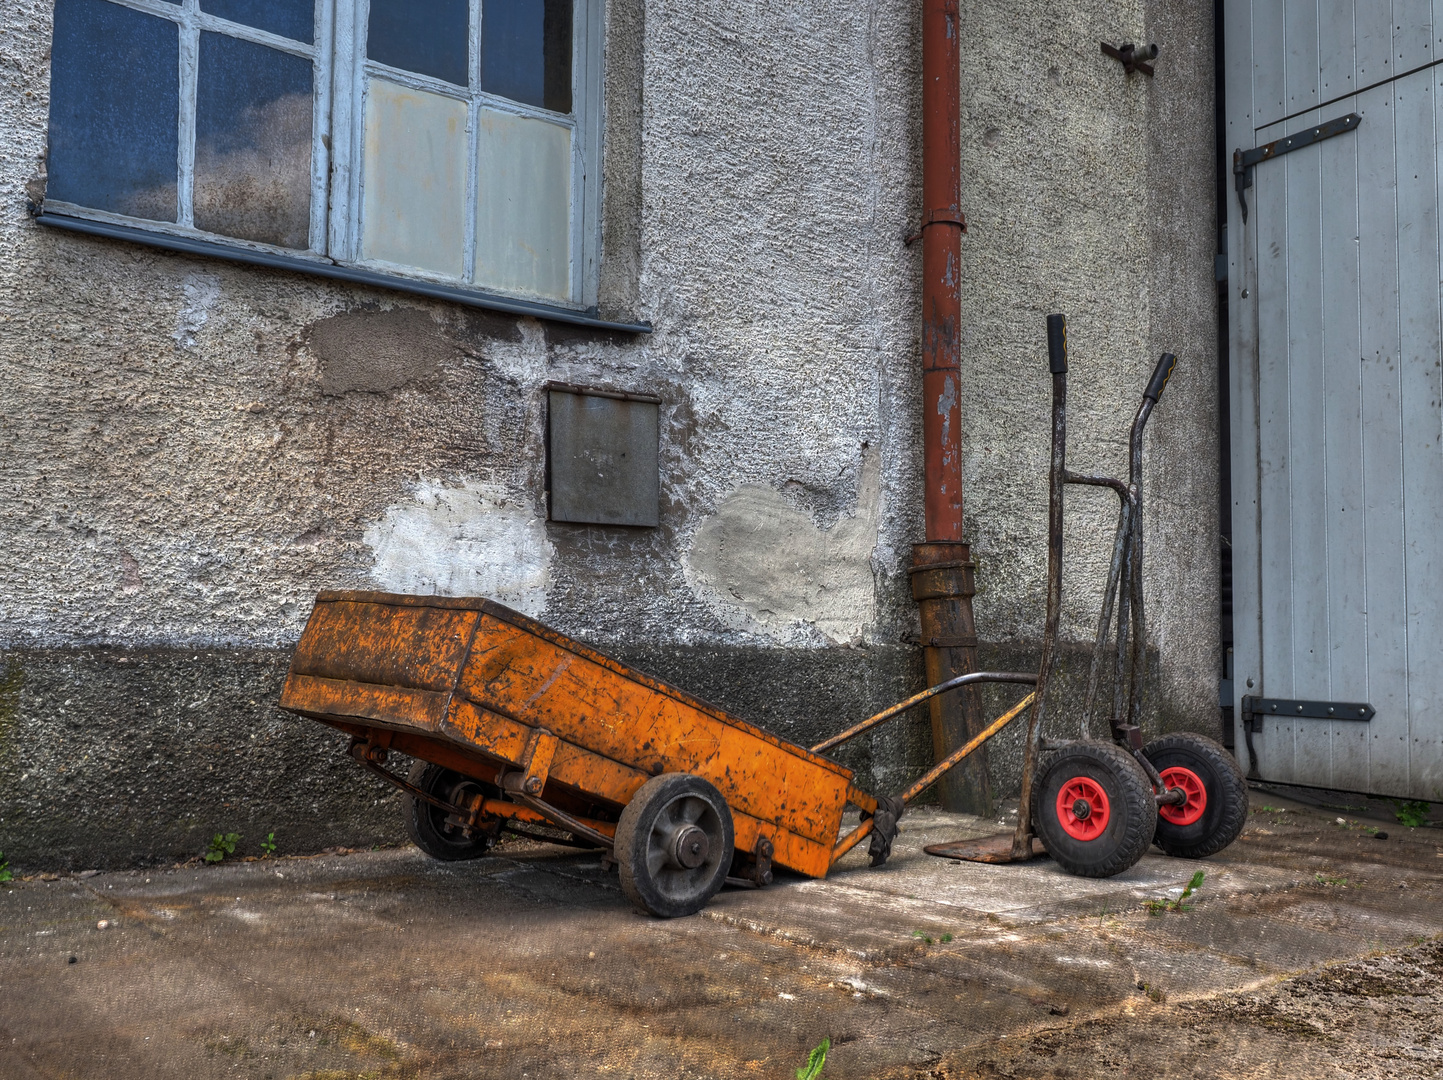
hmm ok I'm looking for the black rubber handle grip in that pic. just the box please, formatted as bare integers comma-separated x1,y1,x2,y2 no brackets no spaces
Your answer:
1046,314,1067,374
1143,352,1177,402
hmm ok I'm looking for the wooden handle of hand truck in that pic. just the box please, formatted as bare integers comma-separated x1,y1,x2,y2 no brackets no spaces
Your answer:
1046,313,1067,374
1143,352,1177,402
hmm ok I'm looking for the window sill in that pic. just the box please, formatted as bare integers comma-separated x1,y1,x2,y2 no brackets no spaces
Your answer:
33,210,652,334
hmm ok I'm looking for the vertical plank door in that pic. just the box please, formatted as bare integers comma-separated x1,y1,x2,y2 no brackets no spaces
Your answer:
1226,0,1443,800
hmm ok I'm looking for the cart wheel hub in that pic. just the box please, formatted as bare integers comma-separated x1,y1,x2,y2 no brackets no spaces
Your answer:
1056,777,1111,841
1157,766,1207,826
670,825,710,869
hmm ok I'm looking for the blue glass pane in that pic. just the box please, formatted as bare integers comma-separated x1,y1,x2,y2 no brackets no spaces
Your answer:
194,33,314,248
481,0,571,113
47,0,179,222
367,0,468,87
201,0,314,44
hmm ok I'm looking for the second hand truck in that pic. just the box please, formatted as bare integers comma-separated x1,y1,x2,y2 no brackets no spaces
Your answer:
279,315,1246,918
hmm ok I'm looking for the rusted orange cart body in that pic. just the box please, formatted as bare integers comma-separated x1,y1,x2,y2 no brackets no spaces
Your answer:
282,592,880,877
281,591,1036,914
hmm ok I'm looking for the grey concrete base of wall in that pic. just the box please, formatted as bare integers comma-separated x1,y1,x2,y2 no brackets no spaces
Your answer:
0,641,1217,871
0,648,400,872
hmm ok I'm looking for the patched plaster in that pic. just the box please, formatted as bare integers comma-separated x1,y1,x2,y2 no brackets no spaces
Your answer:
686,444,882,644
362,478,553,616
308,308,452,395
173,272,221,350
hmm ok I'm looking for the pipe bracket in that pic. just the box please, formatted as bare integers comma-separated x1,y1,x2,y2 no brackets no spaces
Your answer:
905,208,968,245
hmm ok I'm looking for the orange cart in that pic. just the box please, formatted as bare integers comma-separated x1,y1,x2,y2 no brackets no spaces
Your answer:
280,590,1037,916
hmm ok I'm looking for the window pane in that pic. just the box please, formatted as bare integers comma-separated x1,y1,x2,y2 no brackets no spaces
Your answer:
480,0,571,113
194,33,313,249
361,79,467,278
474,108,570,300
367,0,468,87
201,0,314,44
47,0,178,222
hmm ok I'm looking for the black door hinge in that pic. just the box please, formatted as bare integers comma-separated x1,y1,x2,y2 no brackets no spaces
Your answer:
1240,695,1375,732
1233,112,1362,223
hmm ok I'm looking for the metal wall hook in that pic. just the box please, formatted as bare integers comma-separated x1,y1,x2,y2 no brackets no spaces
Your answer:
1101,41,1158,76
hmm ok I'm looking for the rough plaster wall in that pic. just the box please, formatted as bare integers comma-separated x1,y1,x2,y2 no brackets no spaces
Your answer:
0,0,925,654
0,0,1220,863
1143,0,1222,735
954,0,1219,737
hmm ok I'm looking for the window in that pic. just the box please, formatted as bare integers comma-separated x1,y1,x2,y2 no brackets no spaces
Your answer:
43,0,604,311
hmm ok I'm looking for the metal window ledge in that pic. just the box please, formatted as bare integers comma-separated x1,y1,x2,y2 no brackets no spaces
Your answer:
33,211,652,334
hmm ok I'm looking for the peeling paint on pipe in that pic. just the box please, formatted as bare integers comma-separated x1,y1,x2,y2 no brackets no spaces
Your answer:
913,0,990,814
920,0,964,542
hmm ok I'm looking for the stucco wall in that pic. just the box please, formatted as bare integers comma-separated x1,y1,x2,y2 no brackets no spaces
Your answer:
0,0,1218,868
954,0,1220,735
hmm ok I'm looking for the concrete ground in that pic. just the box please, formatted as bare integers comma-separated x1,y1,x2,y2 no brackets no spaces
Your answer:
2,791,1441,1079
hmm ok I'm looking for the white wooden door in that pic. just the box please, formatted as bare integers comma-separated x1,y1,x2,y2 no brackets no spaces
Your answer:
1226,0,1443,800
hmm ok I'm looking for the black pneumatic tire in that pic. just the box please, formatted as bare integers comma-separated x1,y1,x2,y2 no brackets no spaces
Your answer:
615,773,735,918
403,761,500,861
1143,732,1248,859
1032,741,1157,878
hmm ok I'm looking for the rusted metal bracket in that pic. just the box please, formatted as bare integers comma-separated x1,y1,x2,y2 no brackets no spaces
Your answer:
905,208,968,245
1233,112,1362,222
350,739,459,815
1101,41,1158,76
349,739,495,838
725,836,776,889
1126,744,1187,806
499,728,559,796
865,796,905,867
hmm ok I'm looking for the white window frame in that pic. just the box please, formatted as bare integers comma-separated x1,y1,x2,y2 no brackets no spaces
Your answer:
43,0,605,312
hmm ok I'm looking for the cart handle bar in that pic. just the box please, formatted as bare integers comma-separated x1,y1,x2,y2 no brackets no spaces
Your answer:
810,670,1038,755
829,688,1039,864
898,690,1036,805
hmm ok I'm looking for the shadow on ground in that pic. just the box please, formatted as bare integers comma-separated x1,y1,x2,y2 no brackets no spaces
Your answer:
1,791,1440,1078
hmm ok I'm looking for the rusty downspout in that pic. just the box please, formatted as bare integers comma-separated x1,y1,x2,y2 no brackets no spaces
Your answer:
908,0,991,815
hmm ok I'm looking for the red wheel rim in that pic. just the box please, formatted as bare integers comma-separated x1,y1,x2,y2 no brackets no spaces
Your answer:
1157,766,1207,826
1055,777,1111,840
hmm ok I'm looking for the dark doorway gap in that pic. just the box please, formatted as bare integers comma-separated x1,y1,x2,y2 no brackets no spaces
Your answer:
1215,0,1235,749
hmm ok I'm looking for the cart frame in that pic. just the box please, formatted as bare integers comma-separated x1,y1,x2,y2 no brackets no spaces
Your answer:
280,591,1037,883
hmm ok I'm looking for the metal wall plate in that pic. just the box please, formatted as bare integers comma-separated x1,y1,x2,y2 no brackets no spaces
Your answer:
547,385,659,527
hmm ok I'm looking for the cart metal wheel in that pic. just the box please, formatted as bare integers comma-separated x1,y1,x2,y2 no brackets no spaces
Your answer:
403,761,500,861
1142,732,1248,858
614,773,734,918
1031,741,1156,877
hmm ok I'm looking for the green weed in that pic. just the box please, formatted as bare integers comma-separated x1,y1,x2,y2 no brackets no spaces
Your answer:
940,933,953,944
911,930,933,945
1392,800,1431,828
796,1037,830,1080
205,832,241,864
1137,981,1167,1003
260,832,277,857
1254,805,1288,813
1145,871,1205,915
0,850,11,883
1315,872,1351,887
